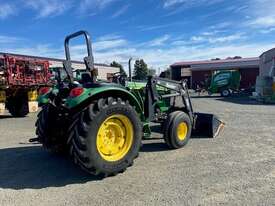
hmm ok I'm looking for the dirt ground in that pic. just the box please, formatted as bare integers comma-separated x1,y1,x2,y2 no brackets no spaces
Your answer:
0,96,274,206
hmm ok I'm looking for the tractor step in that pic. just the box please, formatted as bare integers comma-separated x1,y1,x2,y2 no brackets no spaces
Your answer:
192,113,225,138
29,137,39,143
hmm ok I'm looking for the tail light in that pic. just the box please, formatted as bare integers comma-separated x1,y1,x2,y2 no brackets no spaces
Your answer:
39,87,50,95
70,87,84,97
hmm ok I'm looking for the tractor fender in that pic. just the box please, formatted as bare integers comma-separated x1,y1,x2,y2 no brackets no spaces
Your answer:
66,86,144,119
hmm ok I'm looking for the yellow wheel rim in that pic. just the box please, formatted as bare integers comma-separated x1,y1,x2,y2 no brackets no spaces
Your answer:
177,122,188,141
96,114,134,162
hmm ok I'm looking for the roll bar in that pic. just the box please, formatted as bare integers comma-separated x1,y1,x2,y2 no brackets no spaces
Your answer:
64,30,93,62
63,30,95,82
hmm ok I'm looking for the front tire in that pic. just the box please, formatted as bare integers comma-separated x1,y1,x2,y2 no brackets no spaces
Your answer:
69,97,142,176
163,111,191,149
221,89,231,97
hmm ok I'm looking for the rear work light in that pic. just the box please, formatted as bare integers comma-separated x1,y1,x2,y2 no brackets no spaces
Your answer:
39,87,51,95
70,87,84,97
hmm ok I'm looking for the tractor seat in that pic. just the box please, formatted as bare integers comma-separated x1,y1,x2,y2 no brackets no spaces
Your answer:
80,72,104,88
80,72,121,88
81,72,94,87
81,72,93,83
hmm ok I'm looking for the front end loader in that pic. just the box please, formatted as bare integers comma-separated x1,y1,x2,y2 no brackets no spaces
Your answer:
35,31,224,177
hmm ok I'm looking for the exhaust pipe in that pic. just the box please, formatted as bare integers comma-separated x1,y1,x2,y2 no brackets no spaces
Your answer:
128,58,133,82
192,113,225,138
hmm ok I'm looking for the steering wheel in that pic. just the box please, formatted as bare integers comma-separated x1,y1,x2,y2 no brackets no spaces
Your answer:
112,72,127,86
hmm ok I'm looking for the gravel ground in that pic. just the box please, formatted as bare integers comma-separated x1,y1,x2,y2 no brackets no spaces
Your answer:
0,96,274,206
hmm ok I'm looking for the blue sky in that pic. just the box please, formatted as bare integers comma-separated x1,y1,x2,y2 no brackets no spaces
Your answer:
1,0,275,71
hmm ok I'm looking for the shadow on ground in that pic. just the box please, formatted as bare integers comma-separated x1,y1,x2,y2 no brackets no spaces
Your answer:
0,115,14,119
0,141,172,190
0,146,101,190
0,115,32,119
141,142,169,153
0,123,217,190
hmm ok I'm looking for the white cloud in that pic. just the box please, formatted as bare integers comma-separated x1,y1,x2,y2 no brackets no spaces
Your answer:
3,41,272,69
125,42,274,69
70,36,128,53
171,40,188,46
97,34,122,41
245,0,275,28
1,44,63,59
260,27,275,34
209,34,245,43
201,32,216,36
95,39,128,50
1,33,273,71
191,33,244,44
163,0,186,8
53,36,272,69
111,4,130,18
191,36,205,42
162,0,225,17
137,24,174,32
148,35,170,46
163,0,224,9
0,3,15,19
25,0,72,18
249,16,275,28
0,36,21,44
79,0,120,14
209,22,232,30
0,0,124,19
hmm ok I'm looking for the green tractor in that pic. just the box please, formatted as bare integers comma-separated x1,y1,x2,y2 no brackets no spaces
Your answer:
35,31,224,177
208,70,241,97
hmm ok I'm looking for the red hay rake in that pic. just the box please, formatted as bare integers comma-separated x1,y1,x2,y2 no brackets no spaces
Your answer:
0,54,52,87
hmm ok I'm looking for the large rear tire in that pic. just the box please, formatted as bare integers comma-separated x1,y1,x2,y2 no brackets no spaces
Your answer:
7,97,29,117
69,97,142,176
36,104,71,154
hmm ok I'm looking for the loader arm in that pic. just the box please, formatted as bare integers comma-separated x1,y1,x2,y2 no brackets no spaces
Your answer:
144,76,194,123
144,76,224,138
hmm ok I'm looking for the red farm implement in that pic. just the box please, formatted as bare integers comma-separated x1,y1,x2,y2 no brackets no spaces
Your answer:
0,54,52,117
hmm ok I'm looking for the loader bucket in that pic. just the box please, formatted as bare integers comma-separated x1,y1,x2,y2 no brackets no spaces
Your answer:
192,113,225,138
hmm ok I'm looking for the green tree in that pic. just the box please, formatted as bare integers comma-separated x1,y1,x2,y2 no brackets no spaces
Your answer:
110,61,126,75
133,59,148,80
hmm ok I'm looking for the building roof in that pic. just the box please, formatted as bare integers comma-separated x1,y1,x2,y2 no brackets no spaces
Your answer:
171,57,260,71
172,57,259,66
0,52,113,68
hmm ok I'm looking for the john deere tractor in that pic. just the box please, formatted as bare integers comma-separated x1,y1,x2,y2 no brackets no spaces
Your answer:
35,31,224,177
